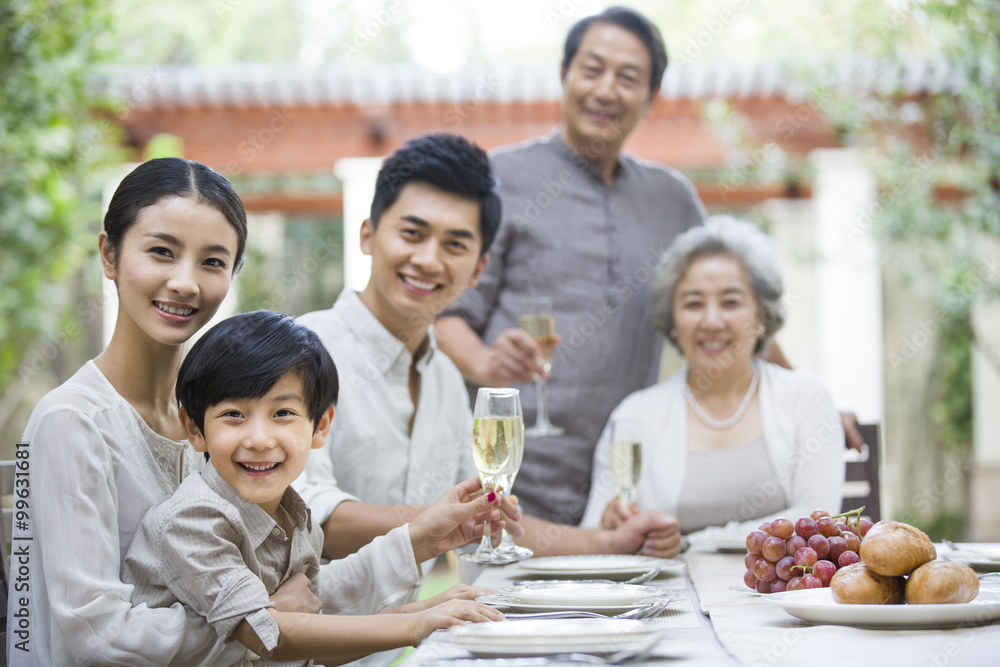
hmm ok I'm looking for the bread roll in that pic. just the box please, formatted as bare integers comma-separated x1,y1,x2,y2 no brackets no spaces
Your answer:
858,520,936,576
830,562,905,604
905,560,980,604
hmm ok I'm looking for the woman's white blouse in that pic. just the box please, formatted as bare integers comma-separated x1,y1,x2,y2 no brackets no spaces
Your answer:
581,362,845,542
8,361,241,666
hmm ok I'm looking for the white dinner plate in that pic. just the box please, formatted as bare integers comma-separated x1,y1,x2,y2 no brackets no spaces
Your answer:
478,582,672,614
446,618,663,657
517,555,680,579
501,582,663,606
477,596,663,615
727,584,765,597
943,544,1000,572
761,587,1000,629
710,539,748,554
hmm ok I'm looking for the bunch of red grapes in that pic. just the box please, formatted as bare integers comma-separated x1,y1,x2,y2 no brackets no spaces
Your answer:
744,508,873,593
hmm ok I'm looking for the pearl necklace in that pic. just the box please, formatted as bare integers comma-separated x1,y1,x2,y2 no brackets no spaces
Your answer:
683,362,759,430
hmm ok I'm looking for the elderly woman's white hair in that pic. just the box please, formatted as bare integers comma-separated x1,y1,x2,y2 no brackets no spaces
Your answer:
650,215,785,355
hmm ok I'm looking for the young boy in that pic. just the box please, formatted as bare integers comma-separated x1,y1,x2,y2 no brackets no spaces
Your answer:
122,310,502,666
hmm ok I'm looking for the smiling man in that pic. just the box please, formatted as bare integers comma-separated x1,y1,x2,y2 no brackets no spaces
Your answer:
294,133,681,599
295,134,498,567
435,6,707,526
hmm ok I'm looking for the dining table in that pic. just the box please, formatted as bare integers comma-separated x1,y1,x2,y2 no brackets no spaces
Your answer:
403,542,1000,667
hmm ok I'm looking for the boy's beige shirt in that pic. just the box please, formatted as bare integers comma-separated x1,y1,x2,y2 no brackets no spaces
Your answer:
123,460,321,665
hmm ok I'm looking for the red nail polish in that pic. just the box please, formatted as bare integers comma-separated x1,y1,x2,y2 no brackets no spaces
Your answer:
487,491,496,502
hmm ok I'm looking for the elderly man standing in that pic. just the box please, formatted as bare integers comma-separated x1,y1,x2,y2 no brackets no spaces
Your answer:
436,6,705,525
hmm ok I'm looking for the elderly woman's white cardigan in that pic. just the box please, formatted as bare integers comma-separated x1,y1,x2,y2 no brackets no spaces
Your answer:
580,362,845,541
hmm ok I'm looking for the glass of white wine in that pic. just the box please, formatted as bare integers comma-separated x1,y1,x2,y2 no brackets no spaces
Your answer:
519,296,564,437
462,387,524,564
610,418,642,510
495,418,533,562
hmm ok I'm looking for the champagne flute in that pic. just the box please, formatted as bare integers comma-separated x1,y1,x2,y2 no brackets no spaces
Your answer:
496,418,533,561
519,296,564,437
462,387,523,564
610,418,642,510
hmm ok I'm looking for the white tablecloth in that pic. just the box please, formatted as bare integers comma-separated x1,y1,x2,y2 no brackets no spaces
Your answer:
685,545,1000,667
405,546,1000,667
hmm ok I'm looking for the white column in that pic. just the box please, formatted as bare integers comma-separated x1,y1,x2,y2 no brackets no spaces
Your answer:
809,148,884,423
972,237,1000,465
760,199,819,373
971,239,1000,540
334,157,384,293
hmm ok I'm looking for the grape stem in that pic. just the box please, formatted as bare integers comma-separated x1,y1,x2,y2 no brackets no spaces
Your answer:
831,506,865,520
831,506,865,533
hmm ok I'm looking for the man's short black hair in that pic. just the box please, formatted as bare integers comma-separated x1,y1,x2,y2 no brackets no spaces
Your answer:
368,133,502,257
562,5,668,94
176,310,339,434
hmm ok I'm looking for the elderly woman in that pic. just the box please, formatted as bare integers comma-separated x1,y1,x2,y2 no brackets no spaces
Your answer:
580,216,844,542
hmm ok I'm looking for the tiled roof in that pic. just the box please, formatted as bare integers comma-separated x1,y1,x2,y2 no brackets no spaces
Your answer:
95,58,964,110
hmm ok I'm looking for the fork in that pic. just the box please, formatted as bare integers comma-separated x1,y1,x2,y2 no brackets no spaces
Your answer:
536,633,664,664
503,597,678,620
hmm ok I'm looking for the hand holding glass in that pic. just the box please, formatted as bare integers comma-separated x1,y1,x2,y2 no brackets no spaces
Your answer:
519,297,564,437
610,418,642,510
463,388,524,564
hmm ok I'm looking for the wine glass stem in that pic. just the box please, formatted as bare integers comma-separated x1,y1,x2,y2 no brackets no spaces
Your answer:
476,484,494,554
534,374,552,427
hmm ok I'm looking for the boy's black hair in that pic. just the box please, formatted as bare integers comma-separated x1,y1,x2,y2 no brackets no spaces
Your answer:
176,310,339,434
562,5,668,94
368,133,502,257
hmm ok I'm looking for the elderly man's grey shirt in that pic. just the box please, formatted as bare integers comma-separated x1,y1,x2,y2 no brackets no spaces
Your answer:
443,129,705,524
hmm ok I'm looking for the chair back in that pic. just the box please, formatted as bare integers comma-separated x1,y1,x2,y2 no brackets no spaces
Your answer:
841,423,881,522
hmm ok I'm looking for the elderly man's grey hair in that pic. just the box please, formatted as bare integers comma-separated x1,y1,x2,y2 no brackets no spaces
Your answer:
649,215,785,355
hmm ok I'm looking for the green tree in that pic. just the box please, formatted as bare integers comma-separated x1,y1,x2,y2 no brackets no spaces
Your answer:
831,0,1000,452
814,0,1000,535
0,0,118,400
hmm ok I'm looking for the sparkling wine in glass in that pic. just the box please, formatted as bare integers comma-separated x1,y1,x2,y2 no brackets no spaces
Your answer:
462,388,523,564
496,416,533,561
519,297,564,437
610,418,642,509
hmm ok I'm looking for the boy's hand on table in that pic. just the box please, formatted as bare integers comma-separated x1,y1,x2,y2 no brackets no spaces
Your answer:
269,572,321,614
386,584,495,614
409,599,504,647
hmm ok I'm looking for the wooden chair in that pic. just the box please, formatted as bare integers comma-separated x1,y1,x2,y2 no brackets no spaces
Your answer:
841,423,881,522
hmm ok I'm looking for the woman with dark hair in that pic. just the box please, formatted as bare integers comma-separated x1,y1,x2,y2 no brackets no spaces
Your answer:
8,158,255,666
10,158,506,667
581,216,845,544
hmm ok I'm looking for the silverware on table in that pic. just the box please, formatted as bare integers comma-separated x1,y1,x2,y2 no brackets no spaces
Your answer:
501,596,680,621
621,568,662,585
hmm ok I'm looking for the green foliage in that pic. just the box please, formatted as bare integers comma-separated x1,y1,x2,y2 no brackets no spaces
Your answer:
819,0,1000,458
142,132,184,160
900,509,967,543
0,0,121,394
